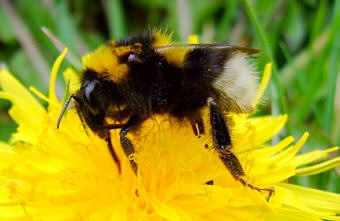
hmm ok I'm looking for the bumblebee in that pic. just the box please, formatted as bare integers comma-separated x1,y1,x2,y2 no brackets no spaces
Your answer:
58,30,273,197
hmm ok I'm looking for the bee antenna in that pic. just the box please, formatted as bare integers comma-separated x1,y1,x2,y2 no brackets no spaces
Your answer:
57,94,75,129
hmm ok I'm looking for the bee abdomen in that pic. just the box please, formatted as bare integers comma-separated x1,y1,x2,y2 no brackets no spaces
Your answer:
214,53,258,113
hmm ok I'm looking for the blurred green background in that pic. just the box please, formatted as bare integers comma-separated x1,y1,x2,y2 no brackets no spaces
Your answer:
0,0,339,192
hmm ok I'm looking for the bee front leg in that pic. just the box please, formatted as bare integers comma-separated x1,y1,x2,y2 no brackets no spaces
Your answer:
104,130,121,174
207,98,274,200
102,123,125,174
119,115,145,174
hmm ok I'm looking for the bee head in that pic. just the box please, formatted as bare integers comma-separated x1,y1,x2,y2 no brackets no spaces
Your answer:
71,73,106,137
57,30,174,135
57,70,118,138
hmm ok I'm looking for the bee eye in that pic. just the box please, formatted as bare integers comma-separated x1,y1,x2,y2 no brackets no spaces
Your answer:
127,53,137,62
83,79,101,109
121,52,142,63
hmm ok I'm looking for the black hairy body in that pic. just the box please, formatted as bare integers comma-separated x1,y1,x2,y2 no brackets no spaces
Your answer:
58,31,274,200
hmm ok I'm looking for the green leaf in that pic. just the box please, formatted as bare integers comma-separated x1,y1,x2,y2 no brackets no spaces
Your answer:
281,1,306,51
55,1,80,57
323,1,340,134
242,0,287,116
0,7,16,43
104,0,127,39
8,50,47,93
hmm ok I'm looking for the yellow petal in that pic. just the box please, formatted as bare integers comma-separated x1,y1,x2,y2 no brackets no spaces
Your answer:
29,86,49,103
1,46,340,221
187,35,199,44
254,136,295,159
0,92,45,143
293,147,339,168
0,69,44,113
63,67,80,93
253,63,272,106
48,48,68,105
271,132,309,164
0,205,27,219
152,198,180,221
0,142,14,154
278,183,340,220
296,156,340,176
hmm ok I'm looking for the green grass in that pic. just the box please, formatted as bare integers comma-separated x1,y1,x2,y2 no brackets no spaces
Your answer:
0,0,339,193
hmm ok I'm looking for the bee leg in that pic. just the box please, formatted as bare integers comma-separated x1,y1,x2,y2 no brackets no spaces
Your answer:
207,98,274,201
190,117,205,138
119,115,144,174
104,130,121,174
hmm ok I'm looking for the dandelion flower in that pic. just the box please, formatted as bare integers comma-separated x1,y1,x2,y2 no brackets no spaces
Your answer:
0,49,339,221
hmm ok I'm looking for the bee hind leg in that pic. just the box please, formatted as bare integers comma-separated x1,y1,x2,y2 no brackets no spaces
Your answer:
207,98,274,201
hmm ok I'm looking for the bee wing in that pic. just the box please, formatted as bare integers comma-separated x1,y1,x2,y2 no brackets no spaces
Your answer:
155,44,261,55
156,44,260,114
